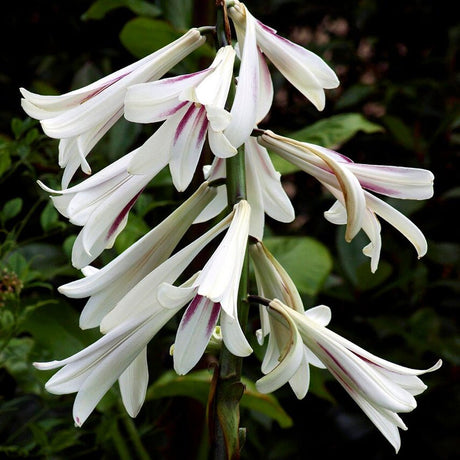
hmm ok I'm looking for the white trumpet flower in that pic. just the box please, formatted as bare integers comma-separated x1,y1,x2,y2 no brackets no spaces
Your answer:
33,204,239,425
258,130,434,271
159,200,253,374
38,127,174,269
257,299,442,453
227,0,339,111
124,45,237,191
250,240,326,399
21,29,205,187
58,182,217,329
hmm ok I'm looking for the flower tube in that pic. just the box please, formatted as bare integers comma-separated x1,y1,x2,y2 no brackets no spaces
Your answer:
257,299,442,453
21,29,206,187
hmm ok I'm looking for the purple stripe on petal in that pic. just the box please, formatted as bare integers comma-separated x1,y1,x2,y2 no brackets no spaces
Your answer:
174,103,197,142
182,294,203,326
106,188,144,240
80,73,129,104
358,180,395,196
207,301,221,336
196,108,208,148
160,100,189,119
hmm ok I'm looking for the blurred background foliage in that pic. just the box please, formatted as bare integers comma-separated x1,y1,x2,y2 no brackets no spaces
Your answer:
0,0,458,459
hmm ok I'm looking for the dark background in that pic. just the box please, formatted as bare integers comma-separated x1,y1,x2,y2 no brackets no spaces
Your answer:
0,1,458,459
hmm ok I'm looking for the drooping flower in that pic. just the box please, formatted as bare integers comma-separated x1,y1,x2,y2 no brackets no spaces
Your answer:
227,0,339,112
255,298,442,453
21,29,206,187
124,45,238,191
159,199,253,374
58,181,218,329
33,202,241,426
258,130,434,271
249,240,326,399
37,125,176,268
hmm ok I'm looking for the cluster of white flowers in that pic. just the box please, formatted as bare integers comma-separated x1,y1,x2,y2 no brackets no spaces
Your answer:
21,0,440,452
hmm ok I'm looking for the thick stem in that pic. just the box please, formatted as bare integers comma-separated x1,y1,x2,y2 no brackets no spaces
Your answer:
209,147,249,460
209,3,249,459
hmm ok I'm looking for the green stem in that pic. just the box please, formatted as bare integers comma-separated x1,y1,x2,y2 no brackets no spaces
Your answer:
111,420,132,460
120,410,152,460
209,147,249,460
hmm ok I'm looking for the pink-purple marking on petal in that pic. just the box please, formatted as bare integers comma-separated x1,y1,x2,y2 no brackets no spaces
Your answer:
80,73,129,104
106,188,144,240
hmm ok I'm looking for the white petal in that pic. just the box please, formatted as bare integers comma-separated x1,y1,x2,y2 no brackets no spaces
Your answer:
119,347,149,417
207,126,238,158
254,20,339,110
256,301,304,393
124,69,212,123
366,192,428,258
219,310,253,357
99,212,232,332
169,104,208,191
288,351,310,399
246,138,295,223
173,296,220,375
304,305,332,326
225,7,259,148
347,163,434,200
195,200,250,317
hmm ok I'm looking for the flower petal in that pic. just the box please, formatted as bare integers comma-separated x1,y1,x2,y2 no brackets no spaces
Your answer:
119,347,149,417
173,295,220,375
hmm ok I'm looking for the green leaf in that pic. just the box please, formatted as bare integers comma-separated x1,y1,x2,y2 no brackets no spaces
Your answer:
381,115,416,151
82,0,161,21
160,0,192,29
119,17,214,73
241,379,293,428
40,201,63,232
269,113,384,175
263,236,333,296
146,370,293,428
0,150,12,178
21,301,100,361
291,113,384,148
335,226,392,289
2,197,23,222
120,18,182,58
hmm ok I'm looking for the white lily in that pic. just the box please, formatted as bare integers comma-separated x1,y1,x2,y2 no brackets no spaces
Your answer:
224,3,274,148
258,130,434,270
194,138,294,239
158,200,253,375
58,182,218,329
227,0,339,111
33,277,193,426
33,205,239,425
37,119,187,268
20,29,205,188
250,240,325,399
258,298,442,453
124,45,237,191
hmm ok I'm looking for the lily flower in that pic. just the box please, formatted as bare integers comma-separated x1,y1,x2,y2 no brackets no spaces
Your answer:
20,29,205,188
258,130,434,271
250,240,326,399
257,299,442,453
159,200,253,374
124,45,237,191
58,182,218,329
227,0,339,111
194,137,295,239
33,203,239,426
